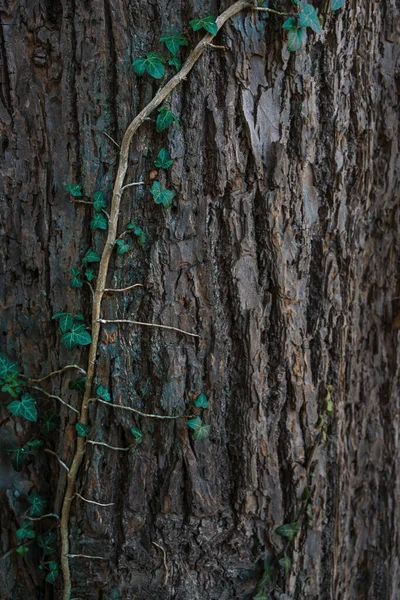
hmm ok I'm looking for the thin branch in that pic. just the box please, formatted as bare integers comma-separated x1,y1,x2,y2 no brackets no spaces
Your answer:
153,542,169,585
95,397,183,419
102,131,120,148
45,449,70,472
67,554,108,560
98,318,200,339
253,6,290,16
86,440,130,452
70,199,93,205
121,181,145,192
26,365,86,383
85,280,95,299
28,385,79,414
74,493,114,507
104,283,145,293
25,514,59,522
209,43,227,50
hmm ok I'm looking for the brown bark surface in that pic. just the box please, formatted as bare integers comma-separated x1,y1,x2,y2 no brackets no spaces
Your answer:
0,1,399,599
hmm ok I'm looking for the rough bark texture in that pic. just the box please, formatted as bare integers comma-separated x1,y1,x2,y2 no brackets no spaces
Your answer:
0,1,399,599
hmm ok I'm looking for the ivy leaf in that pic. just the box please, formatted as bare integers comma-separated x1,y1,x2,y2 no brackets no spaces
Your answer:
61,324,92,350
93,191,107,211
275,522,300,541
150,181,175,208
282,16,297,30
1,372,22,398
0,353,19,380
279,553,291,577
115,239,131,255
133,52,165,79
65,183,82,197
156,106,178,132
131,427,144,444
16,521,35,542
258,563,274,588
154,148,174,169
69,377,86,392
187,416,210,440
82,249,101,265
40,411,60,435
85,268,95,281
168,56,181,71
253,590,268,600
52,312,74,333
298,3,322,34
190,15,218,35
28,492,47,517
8,394,37,422
331,0,345,9
96,385,111,402
16,545,30,556
91,212,108,231
45,562,59,584
287,27,307,51
75,422,89,438
194,393,209,409
7,444,30,471
70,267,83,289
37,532,57,555
160,33,188,55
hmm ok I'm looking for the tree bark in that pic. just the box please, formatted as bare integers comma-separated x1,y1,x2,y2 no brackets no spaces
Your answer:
0,1,399,599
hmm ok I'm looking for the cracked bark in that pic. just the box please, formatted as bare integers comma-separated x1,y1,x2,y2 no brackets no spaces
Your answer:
0,1,399,599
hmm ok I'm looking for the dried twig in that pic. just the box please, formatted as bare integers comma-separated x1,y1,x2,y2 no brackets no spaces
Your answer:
102,131,120,147
67,554,108,560
96,397,182,419
28,385,79,414
86,440,130,452
74,493,114,507
121,181,145,192
26,365,86,383
25,514,59,522
98,318,199,339
45,449,70,472
104,283,145,293
153,542,169,584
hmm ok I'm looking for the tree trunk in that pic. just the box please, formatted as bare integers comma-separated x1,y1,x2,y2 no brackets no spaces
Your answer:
0,1,399,599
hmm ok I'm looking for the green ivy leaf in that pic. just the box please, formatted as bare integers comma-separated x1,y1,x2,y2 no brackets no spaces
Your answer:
40,411,60,435
331,0,345,9
278,553,291,577
156,106,178,132
258,562,273,588
194,393,209,409
0,353,19,380
160,33,188,55
282,16,297,30
45,564,59,584
70,267,83,289
133,52,166,79
96,385,111,402
52,312,74,333
1,372,22,398
16,545,30,556
7,444,29,471
82,249,101,265
85,268,95,281
150,181,175,208
8,394,37,422
253,590,268,600
190,15,218,35
154,148,174,169
93,191,107,211
37,532,57,555
298,3,322,34
65,183,82,197
115,239,131,255
76,422,89,438
16,521,35,542
168,56,181,71
187,416,210,440
131,427,144,444
287,27,307,51
28,492,47,517
275,522,300,541
61,324,92,350
69,377,86,392
91,212,108,231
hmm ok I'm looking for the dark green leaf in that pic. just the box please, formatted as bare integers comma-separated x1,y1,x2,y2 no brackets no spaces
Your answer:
190,15,218,35
28,492,47,517
82,249,101,264
298,3,322,34
61,324,92,350
287,27,307,51
331,0,345,10
156,106,178,132
315,414,324,429
253,590,268,600
0,353,19,380
40,411,60,434
70,267,83,289
132,56,146,76
7,444,28,471
258,563,273,588
75,422,89,438
279,553,291,577
194,393,209,409
275,522,300,542
16,546,29,556
74,313,85,322
96,385,111,402
52,312,74,333
1,372,22,397
126,220,137,231
150,181,175,208
16,521,35,542
160,33,188,55
137,230,146,246
65,183,82,197
168,56,181,71
187,417,210,440
85,268,95,281
93,191,107,211
8,394,37,422
131,427,143,444
133,52,165,79
115,239,131,255
37,532,57,555
45,567,59,584
106,588,122,600
91,212,108,231
154,148,174,169
282,16,297,30
69,377,86,392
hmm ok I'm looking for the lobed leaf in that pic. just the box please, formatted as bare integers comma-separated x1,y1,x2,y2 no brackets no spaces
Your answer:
115,239,131,255
8,394,37,422
150,181,175,208
194,393,209,409
287,27,307,51
65,183,82,197
91,212,108,231
154,148,174,169
160,33,188,55
156,106,178,132
96,385,111,402
298,3,322,34
82,249,101,264
93,191,107,211
28,492,47,517
275,522,300,541
61,323,92,350
190,15,218,35
131,426,144,444
75,422,89,438
40,411,60,435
